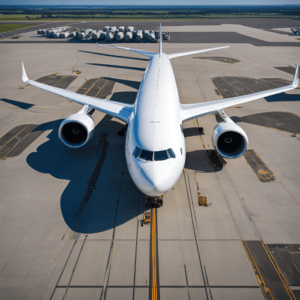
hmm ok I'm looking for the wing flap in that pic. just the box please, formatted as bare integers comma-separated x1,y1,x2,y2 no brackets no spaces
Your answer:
96,44,154,58
22,63,133,123
181,63,299,122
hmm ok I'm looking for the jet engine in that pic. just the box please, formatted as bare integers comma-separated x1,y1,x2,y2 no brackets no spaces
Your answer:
58,106,94,148
212,122,248,159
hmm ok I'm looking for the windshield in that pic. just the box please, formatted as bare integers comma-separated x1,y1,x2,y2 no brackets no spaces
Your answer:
133,147,176,161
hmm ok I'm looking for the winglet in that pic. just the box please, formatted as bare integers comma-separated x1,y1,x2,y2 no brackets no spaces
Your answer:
292,62,299,88
159,22,162,59
22,62,28,83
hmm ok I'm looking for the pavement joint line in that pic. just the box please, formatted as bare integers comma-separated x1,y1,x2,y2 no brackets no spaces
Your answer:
48,240,78,300
194,121,242,240
100,181,123,300
69,135,108,237
62,236,87,300
223,163,262,240
0,172,51,272
183,170,210,300
278,182,300,205
12,191,61,300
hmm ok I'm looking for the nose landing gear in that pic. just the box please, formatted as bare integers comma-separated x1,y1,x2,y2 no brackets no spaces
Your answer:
145,196,163,207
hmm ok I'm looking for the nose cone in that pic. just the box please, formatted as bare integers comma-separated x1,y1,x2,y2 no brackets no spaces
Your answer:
135,163,176,197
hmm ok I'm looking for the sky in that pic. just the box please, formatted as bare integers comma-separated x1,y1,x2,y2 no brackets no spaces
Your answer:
2,0,300,5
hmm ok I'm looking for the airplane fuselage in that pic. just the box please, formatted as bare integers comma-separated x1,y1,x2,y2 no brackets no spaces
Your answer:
125,53,186,196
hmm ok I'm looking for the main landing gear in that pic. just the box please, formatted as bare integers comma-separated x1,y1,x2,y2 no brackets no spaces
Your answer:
145,196,163,207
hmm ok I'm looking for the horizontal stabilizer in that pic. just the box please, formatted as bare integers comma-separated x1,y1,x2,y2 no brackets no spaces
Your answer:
168,46,230,59
96,44,155,58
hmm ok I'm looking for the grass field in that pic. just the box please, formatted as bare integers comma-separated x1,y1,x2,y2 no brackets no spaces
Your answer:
0,23,35,33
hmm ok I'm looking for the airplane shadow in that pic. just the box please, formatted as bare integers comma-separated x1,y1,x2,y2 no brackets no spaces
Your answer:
185,150,217,172
110,91,137,104
86,63,146,72
102,77,141,90
231,111,300,133
78,50,149,62
26,114,146,234
0,98,34,110
265,92,300,102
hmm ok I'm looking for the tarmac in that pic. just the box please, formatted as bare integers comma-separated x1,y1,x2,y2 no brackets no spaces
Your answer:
0,20,300,300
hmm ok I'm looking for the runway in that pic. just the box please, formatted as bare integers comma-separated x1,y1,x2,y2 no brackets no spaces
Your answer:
0,20,299,300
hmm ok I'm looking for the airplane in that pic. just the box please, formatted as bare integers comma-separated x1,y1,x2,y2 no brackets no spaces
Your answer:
22,24,299,206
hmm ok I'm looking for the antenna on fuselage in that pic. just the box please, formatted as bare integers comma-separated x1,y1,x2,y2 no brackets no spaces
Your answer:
159,22,162,61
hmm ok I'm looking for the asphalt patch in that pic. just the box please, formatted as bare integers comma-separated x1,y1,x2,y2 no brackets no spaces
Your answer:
193,56,240,64
0,124,45,159
232,112,300,134
76,78,116,99
212,76,291,99
243,150,275,182
36,74,77,89
245,241,292,300
268,244,300,286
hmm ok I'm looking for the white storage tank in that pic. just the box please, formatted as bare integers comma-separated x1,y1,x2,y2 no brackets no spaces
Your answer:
125,32,133,42
105,32,114,41
136,30,143,42
116,31,124,41
53,33,60,38
143,30,149,40
119,26,125,32
149,32,156,42
126,26,134,32
100,31,107,40
92,31,101,40
110,26,117,32
78,32,86,40
103,26,110,32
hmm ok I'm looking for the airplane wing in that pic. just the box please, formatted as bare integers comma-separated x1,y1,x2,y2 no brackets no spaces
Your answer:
168,46,230,60
181,63,299,122
96,44,155,58
22,63,133,123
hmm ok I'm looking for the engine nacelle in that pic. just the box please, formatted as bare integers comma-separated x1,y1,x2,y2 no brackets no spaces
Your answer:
58,113,94,148
212,122,248,159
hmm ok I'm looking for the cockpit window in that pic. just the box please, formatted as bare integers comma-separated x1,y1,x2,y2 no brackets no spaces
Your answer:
167,148,176,158
139,150,153,161
133,147,176,161
133,147,142,158
154,150,169,161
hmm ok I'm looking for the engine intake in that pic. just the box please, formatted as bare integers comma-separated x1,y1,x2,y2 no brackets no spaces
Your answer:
212,122,248,159
59,113,94,148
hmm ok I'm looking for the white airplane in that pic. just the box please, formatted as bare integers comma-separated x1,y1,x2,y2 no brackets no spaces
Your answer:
22,24,298,204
